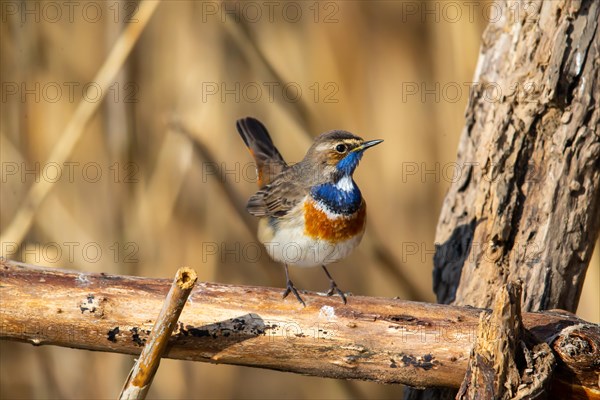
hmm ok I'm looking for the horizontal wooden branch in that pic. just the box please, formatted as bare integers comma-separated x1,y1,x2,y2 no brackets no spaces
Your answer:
0,260,598,394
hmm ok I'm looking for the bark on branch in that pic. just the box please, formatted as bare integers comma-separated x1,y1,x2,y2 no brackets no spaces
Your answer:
0,260,598,394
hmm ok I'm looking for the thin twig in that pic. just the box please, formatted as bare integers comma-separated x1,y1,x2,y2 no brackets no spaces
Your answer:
0,0,161,252
119,267,198,400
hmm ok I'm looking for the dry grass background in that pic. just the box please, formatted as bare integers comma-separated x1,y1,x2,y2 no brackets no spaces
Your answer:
1,1,598,399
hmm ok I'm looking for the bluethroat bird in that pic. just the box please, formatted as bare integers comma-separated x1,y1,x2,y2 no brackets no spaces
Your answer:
236,117,382,306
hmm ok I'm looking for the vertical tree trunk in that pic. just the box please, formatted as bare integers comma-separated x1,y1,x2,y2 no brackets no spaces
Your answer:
406,0,600,398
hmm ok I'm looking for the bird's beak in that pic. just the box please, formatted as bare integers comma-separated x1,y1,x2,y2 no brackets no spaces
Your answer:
354,139,383,152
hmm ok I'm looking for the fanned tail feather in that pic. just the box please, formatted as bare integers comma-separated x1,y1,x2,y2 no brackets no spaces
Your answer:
236,117,287,187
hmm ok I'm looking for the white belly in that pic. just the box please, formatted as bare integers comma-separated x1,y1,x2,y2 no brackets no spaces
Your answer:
257,200,365,267
262,224,363,267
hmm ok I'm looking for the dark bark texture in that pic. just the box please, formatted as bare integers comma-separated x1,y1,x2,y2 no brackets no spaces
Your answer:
407,0,600,398
434,0,600,311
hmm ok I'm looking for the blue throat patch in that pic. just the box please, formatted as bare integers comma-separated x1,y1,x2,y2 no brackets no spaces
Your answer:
336,151,363,176
311,152,364,214
311,181,362,214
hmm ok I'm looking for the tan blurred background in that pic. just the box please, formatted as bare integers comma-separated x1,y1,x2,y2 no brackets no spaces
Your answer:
1,0,598,398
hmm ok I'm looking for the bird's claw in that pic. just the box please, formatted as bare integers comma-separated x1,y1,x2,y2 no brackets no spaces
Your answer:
283,280,306,307
326,283,347,304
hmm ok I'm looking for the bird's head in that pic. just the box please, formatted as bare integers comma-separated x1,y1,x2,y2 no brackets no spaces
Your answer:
304,130,383,180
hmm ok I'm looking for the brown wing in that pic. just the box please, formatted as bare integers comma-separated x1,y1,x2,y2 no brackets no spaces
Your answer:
246,166,309,217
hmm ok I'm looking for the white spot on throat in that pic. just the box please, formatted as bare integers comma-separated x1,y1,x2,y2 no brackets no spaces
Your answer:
336,175,355,192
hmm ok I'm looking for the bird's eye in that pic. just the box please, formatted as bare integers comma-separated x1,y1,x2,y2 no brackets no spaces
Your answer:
335,144,347,153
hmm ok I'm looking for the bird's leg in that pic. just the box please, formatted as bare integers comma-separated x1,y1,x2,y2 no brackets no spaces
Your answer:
282,264,306,307
321,265,347,304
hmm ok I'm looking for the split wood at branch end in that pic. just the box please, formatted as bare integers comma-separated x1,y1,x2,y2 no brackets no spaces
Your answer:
457,281,557,400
